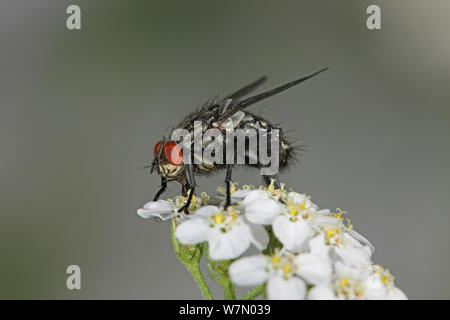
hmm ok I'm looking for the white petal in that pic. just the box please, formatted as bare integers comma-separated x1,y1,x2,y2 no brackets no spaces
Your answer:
315,209,331,215
307,284,336,300
137,200,174,220
175,219,210,244
334,260,368,280
192,205,220,218
244,223,269,250
267,276,306,300
295,253,332,285
365,275,388,300
334,245,371,269
242,190,268,207
287,192,307,204
209,190,252,206
245,199,282,225
208,227,250,260
143,200,170,210
347,229,375,254
308,234,331,260
310,214,341,228
137,209,177,220
231,189,251,202
228,255,269,287
386,287,408,300
287,192,317,209
272,215,311,252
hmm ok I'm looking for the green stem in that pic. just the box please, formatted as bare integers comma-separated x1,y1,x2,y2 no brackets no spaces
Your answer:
241,284,265,300
263,285,268,299
185,263,214,300
218,274,236,300
205,243,236,300
263,226,282,256
207,259,236,300
170,219,213,300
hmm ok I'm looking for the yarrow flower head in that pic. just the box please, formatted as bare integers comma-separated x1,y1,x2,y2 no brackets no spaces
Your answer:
136,181,407,300
242,180,336,251
174,205,268,260
229,248,332,300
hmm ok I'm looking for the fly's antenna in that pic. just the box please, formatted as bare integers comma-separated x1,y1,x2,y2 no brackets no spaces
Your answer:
217,68,328,122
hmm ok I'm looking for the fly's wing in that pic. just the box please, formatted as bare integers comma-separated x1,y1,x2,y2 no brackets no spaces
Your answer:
177,76,267,130
216,77,267,115
175,68,327,136
215,68,329,124
220,110,246,131
225,76,267,100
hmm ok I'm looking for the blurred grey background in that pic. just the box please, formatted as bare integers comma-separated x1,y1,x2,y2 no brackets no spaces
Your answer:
0,0,449,299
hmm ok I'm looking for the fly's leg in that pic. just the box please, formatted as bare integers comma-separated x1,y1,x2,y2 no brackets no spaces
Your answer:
224,165,233,209
178,171,189,196
153,176,167,201
263,173,281,189
178,188,194,215
181,183,188,197
151,176,168,222
178,164,196,215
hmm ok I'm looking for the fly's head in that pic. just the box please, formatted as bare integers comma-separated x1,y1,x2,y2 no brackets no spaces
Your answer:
151,139,184,178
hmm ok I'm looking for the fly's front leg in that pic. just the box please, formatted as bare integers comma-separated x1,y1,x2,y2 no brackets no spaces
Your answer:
273,174,280,189
263,173,281,189
224,165,233,209
178,165,196,215
153,176,167,201
181,183,188,197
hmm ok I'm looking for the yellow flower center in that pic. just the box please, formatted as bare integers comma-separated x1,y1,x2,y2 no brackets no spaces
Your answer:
188,195,198,210
288,205,298,216
328,208,347,223
283,264,291,275
340,277,348,287
299,201,306,211
214,213,224,224
325,228,338,240
271,255,280,264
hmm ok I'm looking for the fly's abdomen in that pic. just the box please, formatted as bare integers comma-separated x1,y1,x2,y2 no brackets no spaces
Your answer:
237,111,292,170
193,111,293,174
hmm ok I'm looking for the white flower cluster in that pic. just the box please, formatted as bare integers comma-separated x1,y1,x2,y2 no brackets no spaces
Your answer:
137,182,407,300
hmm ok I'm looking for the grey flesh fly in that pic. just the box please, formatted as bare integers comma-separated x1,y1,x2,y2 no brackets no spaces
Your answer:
149,68,328,214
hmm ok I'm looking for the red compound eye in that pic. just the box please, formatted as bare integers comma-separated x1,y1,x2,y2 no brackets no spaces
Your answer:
153,141,162,157
162,141,183,166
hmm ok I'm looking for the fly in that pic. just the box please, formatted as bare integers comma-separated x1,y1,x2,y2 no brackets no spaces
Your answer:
149,68,328,214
